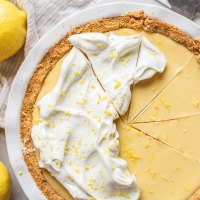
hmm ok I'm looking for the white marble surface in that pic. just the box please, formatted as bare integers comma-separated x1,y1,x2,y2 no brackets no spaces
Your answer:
0,129,28,200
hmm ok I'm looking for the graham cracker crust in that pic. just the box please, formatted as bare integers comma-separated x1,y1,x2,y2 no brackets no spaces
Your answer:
20,11,200,200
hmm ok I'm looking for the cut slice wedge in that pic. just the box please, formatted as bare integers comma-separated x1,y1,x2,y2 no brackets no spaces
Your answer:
132,56,200,123
132,114,200,163
116,119,200,200
128,31,194,122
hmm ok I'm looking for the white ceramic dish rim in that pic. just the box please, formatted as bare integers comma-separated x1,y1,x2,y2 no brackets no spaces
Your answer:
5,2,200,200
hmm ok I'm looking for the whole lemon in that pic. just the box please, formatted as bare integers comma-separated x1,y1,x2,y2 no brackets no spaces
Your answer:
0,0,27,62
0,161,11,200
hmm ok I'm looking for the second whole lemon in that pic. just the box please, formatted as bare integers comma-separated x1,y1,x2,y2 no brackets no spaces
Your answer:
0,161,11,200
0,0,27,62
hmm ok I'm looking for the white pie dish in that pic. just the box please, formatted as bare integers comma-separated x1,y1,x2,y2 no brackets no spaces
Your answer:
5,2,200,200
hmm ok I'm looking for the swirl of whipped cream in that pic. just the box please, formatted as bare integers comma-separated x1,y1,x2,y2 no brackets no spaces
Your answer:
69,33,167,115
32,48,140,200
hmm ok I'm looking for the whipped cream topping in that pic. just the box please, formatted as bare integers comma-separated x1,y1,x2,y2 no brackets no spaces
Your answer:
32,48,140,200
69,33,167,115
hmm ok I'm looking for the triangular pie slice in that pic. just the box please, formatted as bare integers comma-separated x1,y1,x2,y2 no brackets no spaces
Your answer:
126,30,194,122
132,114,200,163
132,56,200,123
116,119,200,200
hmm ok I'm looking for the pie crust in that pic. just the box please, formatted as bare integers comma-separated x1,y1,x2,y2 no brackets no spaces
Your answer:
20,11,200,200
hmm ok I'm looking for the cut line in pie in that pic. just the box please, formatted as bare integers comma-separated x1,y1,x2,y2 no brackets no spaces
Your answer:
131,114,200,163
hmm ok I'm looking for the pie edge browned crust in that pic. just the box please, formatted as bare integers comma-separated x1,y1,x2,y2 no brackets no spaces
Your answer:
20,11,200,200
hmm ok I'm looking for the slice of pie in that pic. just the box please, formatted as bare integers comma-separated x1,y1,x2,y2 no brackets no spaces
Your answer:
20,11,200,200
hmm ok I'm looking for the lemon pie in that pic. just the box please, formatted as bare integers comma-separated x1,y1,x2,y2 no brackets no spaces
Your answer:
20,11,200,200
